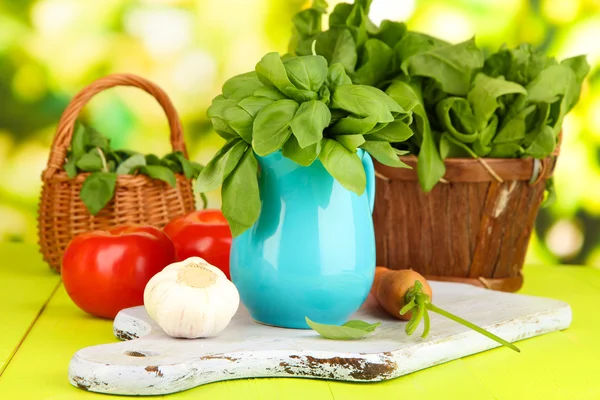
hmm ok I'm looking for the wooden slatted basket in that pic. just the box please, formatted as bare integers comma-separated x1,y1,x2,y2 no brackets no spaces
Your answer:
37,74,195,272
373,155,556,292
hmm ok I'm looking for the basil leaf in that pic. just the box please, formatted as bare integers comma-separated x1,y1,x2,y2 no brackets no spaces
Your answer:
418,130,445,193
140,165,177,188
489,143,524,158
373,20,407,48
336,134,365,152
315,28,357,74
472,115,498,156
221,149,260,237
223,105,253,143
523,125,555,158
318,85,331,105
330,115,378,135
253,86,287,100
283,55,328,91
329,3,353,27
290,100,331,148
286,87,319,103
386,79,429,142
145,154,161,165
439,133,475,159
161,158,182,174
238,96,275,118
343,320,381,332
282,136,322,166
353,39,393,86
435,97,478,143
395,31,449,66
80,172,117,216
85,127,110,152
222,71,264,100
319,138,366,195
561,55,590,111
331,85,394,122
366,119,414,142
255,52,295,96
208,95,239,119
195,139,248,193
493,105,536,144
306,317,380,340
467,73,526,129
345,2,368,48
400,38,484,96
64,157,78,178
71,123,88,159
360,141,409,168
173,152,199,179
76,149,103,172
325,63,353,90
291,8,323,38
116,154,146,175
252,99,299,156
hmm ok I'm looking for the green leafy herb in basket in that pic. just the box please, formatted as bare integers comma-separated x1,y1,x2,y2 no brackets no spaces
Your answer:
289,0,590,196
195,50,415,237
65,123,204,215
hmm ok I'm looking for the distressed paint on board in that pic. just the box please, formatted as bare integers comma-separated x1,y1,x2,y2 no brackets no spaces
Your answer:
69,281,571,395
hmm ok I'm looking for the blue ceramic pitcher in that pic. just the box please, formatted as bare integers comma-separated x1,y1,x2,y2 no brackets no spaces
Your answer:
230,149,376,329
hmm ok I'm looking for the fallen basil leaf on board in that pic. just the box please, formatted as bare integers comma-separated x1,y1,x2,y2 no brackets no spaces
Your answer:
305,317,381,340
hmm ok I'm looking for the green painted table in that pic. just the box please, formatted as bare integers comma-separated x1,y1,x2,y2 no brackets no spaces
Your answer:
0,242,599,399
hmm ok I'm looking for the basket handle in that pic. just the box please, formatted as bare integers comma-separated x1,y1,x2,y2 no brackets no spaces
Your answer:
43,73,187,180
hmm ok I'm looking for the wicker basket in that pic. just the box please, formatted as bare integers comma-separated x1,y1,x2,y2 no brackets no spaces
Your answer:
38,74,195,272
373,155,556,292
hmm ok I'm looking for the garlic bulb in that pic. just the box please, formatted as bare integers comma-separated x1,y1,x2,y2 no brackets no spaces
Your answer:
143,257,239,338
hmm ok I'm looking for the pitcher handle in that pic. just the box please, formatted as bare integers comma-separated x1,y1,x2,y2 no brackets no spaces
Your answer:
361,151,375,213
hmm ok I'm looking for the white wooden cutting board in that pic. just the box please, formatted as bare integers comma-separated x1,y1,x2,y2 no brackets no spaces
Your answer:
69,281,571,395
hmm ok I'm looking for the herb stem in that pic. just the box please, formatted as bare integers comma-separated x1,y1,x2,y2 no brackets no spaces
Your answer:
96,147,109,172
426,302,520,353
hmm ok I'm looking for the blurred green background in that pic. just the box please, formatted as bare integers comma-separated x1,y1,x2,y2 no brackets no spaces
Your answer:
0,0,598,266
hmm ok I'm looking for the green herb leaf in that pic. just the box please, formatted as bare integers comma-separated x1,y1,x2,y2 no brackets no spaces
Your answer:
223,105,254,143
253,86,287,100
467,73,526,129
195,139,248,193
439,133,475,159
360,141,410,168
418,130,446,192
435,97,478,143
373,20,407,48
64,157,78,178
352,38,393,86
255,52,296,96
221,149,261,237
319,138,366,194
331,85,394,122
71,123,88,159
116,154,146,175
325,63,353,90
336,134,365,152
290,100,331,148
80,172,117,215
345,2,368,48
315,27,357,74
139,165,177,188
489,142,524,158
329,3,353,27
252,99,299,156
222,71,265,100
238,96,275,118
400,38,484,96
283,55,328,91
330,114,378,135
472,115,498,156
366,119,414,142
76,149,103,172
523,125,555,158
306,317,380,340
145,154,161,165
318,85,331,105
85,127,110,152
282,136,322,166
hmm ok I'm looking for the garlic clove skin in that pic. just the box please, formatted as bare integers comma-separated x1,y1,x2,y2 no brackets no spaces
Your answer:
144,257,239,338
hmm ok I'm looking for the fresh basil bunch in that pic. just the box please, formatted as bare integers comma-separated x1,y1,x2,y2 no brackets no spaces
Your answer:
196,51,414,236
64,124,203,215
290,0,590,193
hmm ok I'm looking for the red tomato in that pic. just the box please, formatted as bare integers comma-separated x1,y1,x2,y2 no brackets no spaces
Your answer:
61,225,176,319
164,209,232,278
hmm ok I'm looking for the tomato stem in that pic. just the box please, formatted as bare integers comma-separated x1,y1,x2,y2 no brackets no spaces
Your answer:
401,280,520,353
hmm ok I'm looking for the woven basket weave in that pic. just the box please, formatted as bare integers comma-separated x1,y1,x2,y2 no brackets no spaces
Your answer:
37,74,195,272
373,154,557,292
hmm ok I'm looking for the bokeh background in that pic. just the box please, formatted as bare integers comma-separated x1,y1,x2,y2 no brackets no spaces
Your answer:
0,0,598,266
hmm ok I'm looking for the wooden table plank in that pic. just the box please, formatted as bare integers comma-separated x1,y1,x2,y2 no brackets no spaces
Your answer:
2,242,600,399
0,243,60,376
